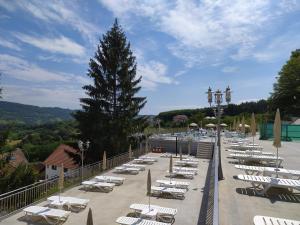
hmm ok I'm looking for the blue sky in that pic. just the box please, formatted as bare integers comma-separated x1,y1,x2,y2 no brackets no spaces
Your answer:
0,0,299,115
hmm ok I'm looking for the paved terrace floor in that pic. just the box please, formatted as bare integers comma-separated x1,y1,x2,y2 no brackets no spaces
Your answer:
220,136,300,225
1,152,209,225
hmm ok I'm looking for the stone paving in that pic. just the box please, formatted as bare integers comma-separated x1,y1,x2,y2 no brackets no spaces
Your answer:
220,136,300,225
1,152,209,225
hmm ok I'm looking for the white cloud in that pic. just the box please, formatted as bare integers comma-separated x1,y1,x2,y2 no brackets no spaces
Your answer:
0,1,99,44
99,0,300,66
14,33,85,57
138,60,177,90
0,54,85,83
0,37,21,51
2,84,83,109
222,66,238,73
253,32,300,62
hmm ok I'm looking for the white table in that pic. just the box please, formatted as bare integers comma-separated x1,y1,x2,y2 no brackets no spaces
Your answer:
140,207,158,220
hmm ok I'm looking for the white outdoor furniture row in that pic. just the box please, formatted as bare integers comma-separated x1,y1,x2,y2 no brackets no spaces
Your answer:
230,153,283,166
123,163,146,171
130,203,177,223
139,156,158,161
237,174,300,195
253,215,300,225
235,165,300,179
115,166,140,174
166,170,194,179
160,153,188,159
151,186,186,199
47,196,89,211
182,158,199,162
229,144,263,151
173,166,198,175
116,216,171,225
23,206,71,225
81,180,115,192
156,179,190,190
228,149,275,156
175,160,198,167
133,158,156,164
94,175,125,185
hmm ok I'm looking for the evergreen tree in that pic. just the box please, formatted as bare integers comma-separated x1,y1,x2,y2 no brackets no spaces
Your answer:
270,49,300,117
74,19,147,162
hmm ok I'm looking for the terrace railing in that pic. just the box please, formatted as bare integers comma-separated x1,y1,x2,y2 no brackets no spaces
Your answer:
199,138,219,225
0,147,147,218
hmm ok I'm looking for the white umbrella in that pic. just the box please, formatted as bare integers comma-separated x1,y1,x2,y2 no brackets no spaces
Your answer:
145,139,149,153
241,116,246,135
233,118,236,131
273,109,281,176
189,123,198,127
86,208,93,225
220,123,227,127
179,144,183,161
128,144,132,160
169,155,173,183
205,123,215,128
58,163,64,202
251,113,256,145
147,170,152,211
102,151,107,171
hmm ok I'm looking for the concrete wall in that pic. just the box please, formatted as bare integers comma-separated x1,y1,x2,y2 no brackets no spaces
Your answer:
149,139,212,156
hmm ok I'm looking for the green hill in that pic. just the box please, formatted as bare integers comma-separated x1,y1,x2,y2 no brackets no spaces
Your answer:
0,101,74,125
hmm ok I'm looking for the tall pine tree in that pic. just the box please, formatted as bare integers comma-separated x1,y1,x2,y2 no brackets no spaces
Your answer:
269,49,300,117
74,19,147,162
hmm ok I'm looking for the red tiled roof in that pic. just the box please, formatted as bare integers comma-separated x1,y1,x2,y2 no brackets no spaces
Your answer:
43,144,80,169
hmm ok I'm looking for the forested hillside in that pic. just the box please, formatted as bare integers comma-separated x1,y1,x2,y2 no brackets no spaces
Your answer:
158,100,269,124
0,101,74,125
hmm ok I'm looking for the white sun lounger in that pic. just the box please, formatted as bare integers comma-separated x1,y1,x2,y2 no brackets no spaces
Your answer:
47,196,89,211
156,179,190,189
23,206,71,224
123,163,146,171
237,174,300,195
130,203,177,223
161,153,185,158
228,149,275,156
166,170,194,179
115,166,140,174
175,160,198,167
182,158,199,162
229,144,263,150
116,216,171,225
139,156,158,161
151,186,186,199
81,180,115,192
230,154,283,166
94,175,125,185
173,166,198,175
133,158,155,164
253,215,300,225
235,165,300,179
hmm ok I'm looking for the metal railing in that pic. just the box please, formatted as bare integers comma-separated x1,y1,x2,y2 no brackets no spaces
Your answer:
199,137,219,225
0,147,147,218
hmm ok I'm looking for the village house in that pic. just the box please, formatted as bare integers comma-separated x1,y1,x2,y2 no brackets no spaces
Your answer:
43,144,80,179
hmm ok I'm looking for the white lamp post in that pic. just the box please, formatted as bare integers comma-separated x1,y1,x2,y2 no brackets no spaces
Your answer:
207,86,231,180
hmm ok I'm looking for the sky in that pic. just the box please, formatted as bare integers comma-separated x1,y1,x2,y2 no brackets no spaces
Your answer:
0,0,299,115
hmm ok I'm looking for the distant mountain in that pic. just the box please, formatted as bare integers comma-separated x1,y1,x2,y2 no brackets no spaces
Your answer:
0,101,74,125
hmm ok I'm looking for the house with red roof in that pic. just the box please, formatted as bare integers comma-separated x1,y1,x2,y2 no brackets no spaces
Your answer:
43,144,80,179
